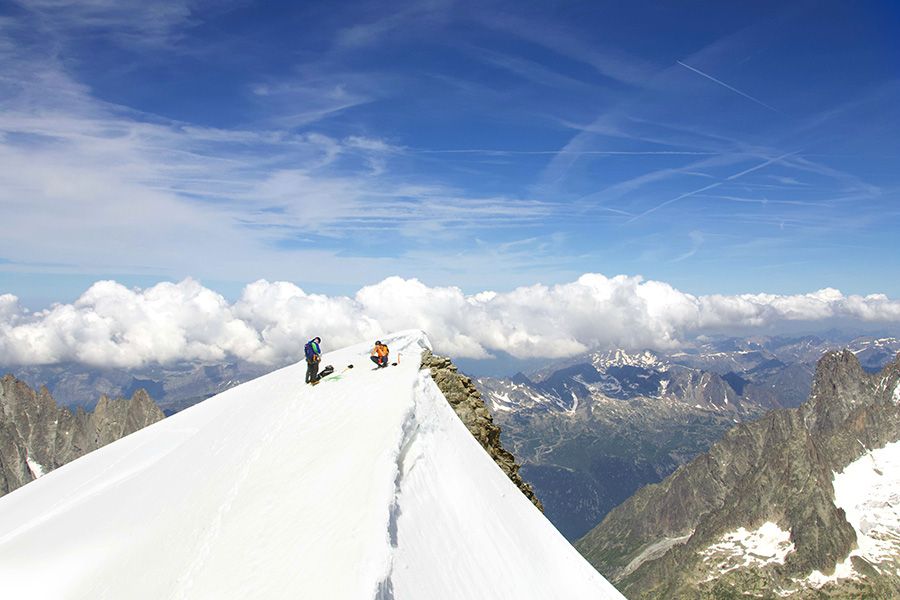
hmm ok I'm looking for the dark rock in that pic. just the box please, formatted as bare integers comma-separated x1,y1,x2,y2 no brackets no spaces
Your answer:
0,373,165,499
420,350,543,512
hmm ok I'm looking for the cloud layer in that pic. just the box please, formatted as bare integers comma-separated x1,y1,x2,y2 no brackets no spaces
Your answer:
1,275,898,368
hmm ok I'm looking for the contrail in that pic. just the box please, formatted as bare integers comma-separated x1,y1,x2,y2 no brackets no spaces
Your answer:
626,151,799,223
415,149,716,156
677,61,785,116
725,151,799,180
626,181,722,223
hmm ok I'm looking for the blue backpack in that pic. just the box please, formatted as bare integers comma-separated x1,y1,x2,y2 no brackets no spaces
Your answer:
305,340,317,360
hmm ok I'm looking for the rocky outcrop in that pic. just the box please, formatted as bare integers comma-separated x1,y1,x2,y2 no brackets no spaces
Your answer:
0,373,165,497
420,350,543,512
91,389,164,447
575,350,900,599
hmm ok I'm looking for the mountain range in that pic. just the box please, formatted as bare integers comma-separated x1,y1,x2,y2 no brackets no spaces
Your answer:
2,360,271,415
477,334,900,540
575,348,900,598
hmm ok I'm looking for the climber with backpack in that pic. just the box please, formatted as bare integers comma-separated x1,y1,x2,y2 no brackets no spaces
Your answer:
305,337,322,384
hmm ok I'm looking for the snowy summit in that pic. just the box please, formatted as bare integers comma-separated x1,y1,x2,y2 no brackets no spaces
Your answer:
0,330,623,599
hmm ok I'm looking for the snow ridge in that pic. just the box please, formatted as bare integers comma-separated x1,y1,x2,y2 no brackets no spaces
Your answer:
0,330,624,600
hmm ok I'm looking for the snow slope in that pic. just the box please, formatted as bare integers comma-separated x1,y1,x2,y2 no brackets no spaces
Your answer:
815,439,900,587
0,330,624,599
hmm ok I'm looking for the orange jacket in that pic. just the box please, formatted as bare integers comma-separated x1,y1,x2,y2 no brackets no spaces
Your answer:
372,344,389,358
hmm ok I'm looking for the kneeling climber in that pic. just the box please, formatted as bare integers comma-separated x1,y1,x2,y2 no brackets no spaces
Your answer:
370,341,389,368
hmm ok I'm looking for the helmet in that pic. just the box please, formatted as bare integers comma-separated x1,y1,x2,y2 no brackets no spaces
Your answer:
375,340,381,345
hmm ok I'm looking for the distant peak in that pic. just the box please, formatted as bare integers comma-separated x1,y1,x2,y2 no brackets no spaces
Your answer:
804,349,872,434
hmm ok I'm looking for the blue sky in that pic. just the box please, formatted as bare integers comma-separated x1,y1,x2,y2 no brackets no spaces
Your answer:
1,0,898,311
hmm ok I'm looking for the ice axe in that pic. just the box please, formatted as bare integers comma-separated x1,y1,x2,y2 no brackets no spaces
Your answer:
341,364,354,374
391,353,400,367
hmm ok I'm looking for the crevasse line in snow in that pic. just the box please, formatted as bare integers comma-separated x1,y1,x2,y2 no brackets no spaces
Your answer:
375,371,424,600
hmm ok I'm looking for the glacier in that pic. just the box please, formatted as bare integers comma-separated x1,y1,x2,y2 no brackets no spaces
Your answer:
0,330,624,599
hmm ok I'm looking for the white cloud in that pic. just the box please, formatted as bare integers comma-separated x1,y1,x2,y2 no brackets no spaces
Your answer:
0,294,26,324
0,31,558,285
0,61,548,284
1,3,570,290
0,279,262,367
1,275,898,368
233,280,382,364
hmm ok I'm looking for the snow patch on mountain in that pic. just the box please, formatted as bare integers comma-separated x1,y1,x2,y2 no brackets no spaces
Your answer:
477,377,559,412
806,556,856,589
25,457,44,479
797,438,900,590
698,522,794,580
488,391,514,411
590,349,664,370
819,438,900,588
